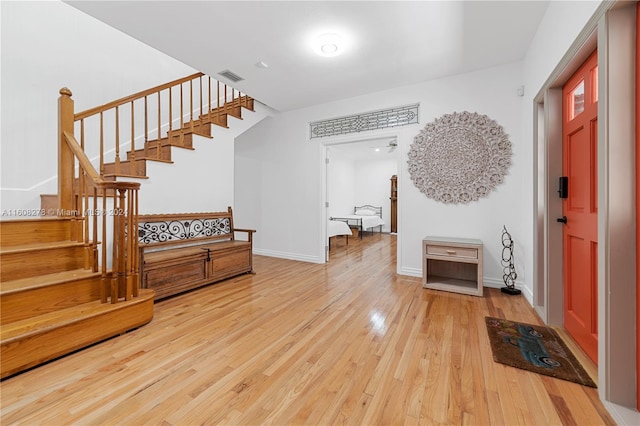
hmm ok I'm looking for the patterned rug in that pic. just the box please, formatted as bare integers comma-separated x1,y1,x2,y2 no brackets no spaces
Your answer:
485,317,596,387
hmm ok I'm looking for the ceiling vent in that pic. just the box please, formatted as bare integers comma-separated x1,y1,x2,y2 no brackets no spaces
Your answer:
217,69,244,83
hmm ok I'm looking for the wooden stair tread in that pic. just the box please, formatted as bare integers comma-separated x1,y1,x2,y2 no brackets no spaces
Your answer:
129,157,174,164
166,145,195,150
0,289,155,343
201,118,229,129
174,125,214,139
103,173,149,179
201,119,230,129
226,110,243,119
187,131,213,139
0,269,99,295
0,240,85,255
147,140,196,150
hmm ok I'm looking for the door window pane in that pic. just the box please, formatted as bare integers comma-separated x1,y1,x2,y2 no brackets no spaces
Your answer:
570,80,585,120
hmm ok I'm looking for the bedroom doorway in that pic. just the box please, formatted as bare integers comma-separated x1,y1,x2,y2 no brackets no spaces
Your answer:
323,136,398,262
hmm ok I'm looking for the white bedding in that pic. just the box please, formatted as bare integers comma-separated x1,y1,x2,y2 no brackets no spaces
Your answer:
334,214,385,230
328,220,353,238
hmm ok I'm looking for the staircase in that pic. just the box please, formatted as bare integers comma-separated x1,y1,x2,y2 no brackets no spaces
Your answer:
0,217,155,379
0,73,255,379
70,72,254,181
105,95,253,179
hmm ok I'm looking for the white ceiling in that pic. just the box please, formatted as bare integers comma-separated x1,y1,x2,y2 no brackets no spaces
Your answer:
65,1,549,112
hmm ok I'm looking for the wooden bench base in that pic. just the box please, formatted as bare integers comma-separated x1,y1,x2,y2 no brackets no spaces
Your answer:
138,208,255,300
142,241,252,300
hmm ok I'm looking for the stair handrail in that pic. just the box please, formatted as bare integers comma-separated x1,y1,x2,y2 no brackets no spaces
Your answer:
59,89,140,304
74,72,203,120
67,73,250,179
62,130,102,185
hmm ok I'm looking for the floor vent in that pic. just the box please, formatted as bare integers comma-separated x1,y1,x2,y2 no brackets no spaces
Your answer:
218,70,244,83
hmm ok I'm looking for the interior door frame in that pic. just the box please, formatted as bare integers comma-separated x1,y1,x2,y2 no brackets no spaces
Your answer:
636,0,640,411
561,49,599,363
532,0,637,417
320,131,401,264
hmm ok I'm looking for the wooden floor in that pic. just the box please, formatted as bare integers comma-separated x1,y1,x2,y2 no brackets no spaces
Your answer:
0,234,615,425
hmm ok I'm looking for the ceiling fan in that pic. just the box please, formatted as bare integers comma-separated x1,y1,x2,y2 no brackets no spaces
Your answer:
387,139,397,153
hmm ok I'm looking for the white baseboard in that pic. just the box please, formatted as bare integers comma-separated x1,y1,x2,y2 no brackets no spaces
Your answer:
604,401,640,425
253,249,324,264
394,272,534,304
397,267,422,277
482,277,533,304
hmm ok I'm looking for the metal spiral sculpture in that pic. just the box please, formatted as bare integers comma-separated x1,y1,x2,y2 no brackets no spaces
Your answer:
501,226,521,295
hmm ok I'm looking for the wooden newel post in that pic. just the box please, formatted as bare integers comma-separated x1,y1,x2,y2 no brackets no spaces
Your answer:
58,87,75,212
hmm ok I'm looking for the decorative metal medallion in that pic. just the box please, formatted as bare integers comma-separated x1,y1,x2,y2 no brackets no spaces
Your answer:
407,111,511,204
138,217,231,244
310,104,419,139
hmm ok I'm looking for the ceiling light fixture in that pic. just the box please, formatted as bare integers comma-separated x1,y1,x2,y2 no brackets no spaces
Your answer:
315,33,344,57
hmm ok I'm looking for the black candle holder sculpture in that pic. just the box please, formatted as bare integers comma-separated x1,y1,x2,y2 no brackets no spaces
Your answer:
501,226,521,295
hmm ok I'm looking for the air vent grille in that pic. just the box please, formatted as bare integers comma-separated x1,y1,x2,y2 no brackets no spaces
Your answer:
218,70,244,82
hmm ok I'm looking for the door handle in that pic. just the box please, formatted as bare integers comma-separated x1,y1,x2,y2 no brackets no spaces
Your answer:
557,216,567,224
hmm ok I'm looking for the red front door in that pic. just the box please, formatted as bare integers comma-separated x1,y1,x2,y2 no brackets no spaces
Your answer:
562,50,598,364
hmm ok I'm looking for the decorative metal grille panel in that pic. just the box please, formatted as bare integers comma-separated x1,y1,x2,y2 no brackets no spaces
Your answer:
310,104,419,139
138,217,231,244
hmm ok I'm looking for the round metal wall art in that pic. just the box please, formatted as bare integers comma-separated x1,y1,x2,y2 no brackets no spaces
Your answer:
407,111,512,204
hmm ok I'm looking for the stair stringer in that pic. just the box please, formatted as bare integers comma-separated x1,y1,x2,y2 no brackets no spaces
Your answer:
133,102,273,214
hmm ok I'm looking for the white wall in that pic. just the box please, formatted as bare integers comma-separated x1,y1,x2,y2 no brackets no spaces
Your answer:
523,1,601,95
519,0,602,302
138,106,269,214
327,148,356,218
1,1,195,212
234,111,322,263
398,63,524,283
236,61,526,285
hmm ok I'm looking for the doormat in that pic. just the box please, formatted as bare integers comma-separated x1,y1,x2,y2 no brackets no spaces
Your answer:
485,317,596,387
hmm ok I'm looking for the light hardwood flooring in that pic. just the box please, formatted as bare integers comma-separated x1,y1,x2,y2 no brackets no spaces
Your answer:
1,233,615,425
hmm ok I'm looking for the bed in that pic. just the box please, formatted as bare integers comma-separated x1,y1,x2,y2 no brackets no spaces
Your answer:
330,205,385,239
328,219,353,239
328,219,353,248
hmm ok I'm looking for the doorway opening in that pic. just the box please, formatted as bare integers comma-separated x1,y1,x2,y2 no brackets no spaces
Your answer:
322,136,399,263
